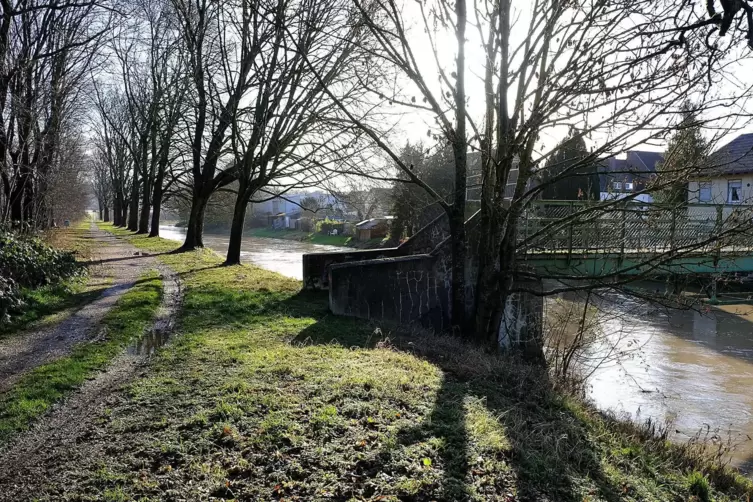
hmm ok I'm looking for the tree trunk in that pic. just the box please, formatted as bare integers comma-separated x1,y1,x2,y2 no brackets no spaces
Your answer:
149,179,163,237
99,201,103,221
449,206,466,331
10,185,22,224
180,190,208,250
138,178,150,234
122,202,128,227
104,206,110,222
449,0,468,333
128,169,139,231
225,190,248,265
112,195,121,226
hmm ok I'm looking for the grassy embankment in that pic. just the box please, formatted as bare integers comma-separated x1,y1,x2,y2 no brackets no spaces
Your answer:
248,226,386,248
0,270,162,442
46,222,752,501
0,219,101,337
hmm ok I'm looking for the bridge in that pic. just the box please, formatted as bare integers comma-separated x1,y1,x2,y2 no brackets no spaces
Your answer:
518,201,753,280
302,200,753,345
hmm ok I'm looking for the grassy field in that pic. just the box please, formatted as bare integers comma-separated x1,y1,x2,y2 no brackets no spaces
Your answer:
0,270,162,442
46,223,751,501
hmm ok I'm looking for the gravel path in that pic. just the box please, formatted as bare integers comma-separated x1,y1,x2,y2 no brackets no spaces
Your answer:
0,225,182,500
0,224,156,392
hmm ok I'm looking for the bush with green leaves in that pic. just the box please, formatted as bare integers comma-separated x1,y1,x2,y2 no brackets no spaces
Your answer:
0,229,81,324
315,218,344,235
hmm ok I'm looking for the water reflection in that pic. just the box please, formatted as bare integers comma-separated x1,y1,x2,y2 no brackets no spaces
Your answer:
579,292,753,471
158,225,348,280
127,326,171,356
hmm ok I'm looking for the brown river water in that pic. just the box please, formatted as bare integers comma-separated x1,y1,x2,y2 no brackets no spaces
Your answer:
159,225,753,472
158,225,347,280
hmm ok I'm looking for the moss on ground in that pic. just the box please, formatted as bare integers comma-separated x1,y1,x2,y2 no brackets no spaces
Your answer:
46,223,750,501
0,270,162,442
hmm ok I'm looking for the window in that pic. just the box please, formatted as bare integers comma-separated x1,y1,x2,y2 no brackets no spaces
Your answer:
613,181,622,190
625,182,634,191
728,180,742,203
699,181,712,202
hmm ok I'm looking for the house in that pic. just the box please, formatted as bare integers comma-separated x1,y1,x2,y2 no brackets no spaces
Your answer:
252,191,339,217
268,213,298,230
599,150,663,203
355,217,394,241
687,133,753,206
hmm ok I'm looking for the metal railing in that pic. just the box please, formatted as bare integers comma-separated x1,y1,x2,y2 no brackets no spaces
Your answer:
518,200,753,258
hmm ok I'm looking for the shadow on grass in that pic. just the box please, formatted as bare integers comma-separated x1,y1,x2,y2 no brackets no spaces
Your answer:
0,284,110,340
158,268,629,500
86,252,170,266
274,290,626,502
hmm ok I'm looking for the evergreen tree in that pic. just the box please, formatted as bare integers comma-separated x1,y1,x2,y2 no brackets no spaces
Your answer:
655,105,708,205
540,134,600,201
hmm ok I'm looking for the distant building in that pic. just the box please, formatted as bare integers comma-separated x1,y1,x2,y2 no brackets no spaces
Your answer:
355,217,394,241
251,191,349,222
687,133,753,205
598,151,663,203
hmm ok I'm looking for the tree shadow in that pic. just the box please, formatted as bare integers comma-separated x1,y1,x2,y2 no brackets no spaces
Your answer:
280,291,626,501
0,285,111,340
86,252,170,266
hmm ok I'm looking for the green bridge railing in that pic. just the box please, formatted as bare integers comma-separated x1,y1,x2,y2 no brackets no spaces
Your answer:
518,200,753,258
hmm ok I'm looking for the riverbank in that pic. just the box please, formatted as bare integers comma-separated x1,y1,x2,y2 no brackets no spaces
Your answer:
248,227,387,248
248,226,351,245
170,223,387,248
2,222,749,501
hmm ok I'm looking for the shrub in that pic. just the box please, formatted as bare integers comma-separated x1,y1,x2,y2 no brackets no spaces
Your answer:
0,228,81,324
316,218,345,235
688,471,711,502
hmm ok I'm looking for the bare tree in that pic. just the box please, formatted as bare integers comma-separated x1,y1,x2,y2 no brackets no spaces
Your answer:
218,0,370,265
311,0,753,349
0,0,110,229
168,0,245,250
90,87,133,227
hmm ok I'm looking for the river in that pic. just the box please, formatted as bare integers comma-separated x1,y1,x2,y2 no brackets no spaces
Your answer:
570,292,753,472
158,225,753,472
158,225,347,280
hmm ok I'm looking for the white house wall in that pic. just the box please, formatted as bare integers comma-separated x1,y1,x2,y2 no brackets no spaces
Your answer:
688,176,753,205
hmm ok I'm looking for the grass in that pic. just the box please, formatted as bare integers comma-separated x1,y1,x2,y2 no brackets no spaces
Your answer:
0,278,107,339
0,270,162,442
37,222,753,501
248,226,387,248
44,217,98,260
248,226,353,246
0,219,103,338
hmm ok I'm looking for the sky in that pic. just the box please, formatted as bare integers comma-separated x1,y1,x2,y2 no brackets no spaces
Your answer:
381,0,753,160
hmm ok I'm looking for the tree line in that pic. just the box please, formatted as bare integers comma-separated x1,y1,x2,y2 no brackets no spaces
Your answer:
3,0,753,348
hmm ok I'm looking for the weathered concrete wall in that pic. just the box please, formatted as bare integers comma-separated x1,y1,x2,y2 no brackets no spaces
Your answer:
317,208,545,351
302,248,400,290
302,212,451,291
329,254,451,331
397,213,450,255
499,281,544,359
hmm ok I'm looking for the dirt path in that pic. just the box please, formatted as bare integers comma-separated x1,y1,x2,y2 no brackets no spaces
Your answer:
0,223,160,391
0,225,182,500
